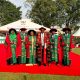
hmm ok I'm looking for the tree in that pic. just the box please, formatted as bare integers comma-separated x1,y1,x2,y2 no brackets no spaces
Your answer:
26,0,57,27
55,0,80,28
26,0,80,28
0,0,22,26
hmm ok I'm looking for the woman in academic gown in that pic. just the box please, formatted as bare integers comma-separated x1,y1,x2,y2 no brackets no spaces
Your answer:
5,28,18,65
25,30,37,64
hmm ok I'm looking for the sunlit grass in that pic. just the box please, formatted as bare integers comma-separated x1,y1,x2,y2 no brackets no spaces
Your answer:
0,72,80,80
72,48,80,55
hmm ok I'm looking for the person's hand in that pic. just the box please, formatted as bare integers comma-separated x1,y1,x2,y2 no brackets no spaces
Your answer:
21,40,25,42
67,44,69,47
51,42,54,45
14,42,16,45
10,42,14,44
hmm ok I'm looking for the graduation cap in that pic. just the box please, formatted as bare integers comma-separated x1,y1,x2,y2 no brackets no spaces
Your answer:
50,28,57,33
62,28,71,32
20,28,27,31
28,30,36,35
9,28,17,34
39,27,46,31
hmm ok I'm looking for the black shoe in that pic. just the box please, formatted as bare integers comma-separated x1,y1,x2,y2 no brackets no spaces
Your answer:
17,56,21,64
43,64,46,66
38,62,41,66
7,58,12,65
56,62,59,65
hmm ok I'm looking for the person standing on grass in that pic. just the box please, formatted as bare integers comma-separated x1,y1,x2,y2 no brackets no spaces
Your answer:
62,27,74,66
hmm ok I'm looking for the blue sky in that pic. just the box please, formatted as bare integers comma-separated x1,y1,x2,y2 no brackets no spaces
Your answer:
8,0,29,18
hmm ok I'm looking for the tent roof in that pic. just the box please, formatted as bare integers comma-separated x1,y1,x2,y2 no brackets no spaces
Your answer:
73,28,80,36
0,19,50,32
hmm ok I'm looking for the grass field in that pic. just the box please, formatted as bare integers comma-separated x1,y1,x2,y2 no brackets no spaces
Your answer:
0,72,80,80
72,48,80,55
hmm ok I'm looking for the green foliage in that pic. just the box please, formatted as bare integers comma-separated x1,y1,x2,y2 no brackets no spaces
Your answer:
27,0,57,27
55,0,80,27
26,0,80,28
74,37,80,44
0,0,22,26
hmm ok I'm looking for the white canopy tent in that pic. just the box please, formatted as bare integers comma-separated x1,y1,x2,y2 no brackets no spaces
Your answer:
0,19,50,32
73,28,80,36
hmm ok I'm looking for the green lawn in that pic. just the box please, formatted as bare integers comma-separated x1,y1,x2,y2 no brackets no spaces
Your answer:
72,48,80,55
0,72,80,80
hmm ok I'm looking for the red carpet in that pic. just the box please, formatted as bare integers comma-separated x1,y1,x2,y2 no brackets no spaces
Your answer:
0,44,80,76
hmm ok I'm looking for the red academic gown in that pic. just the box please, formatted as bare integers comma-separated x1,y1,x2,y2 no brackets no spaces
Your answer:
16,33,22,58
36,32,50,65
5,33,21,62
57,35,63,64
25,36,31,59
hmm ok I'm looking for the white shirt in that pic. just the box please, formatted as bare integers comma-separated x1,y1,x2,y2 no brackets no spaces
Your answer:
41,33,44,46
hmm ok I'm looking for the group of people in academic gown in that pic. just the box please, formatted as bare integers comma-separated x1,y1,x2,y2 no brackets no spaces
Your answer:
5,28,37,65
5,27,74,66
